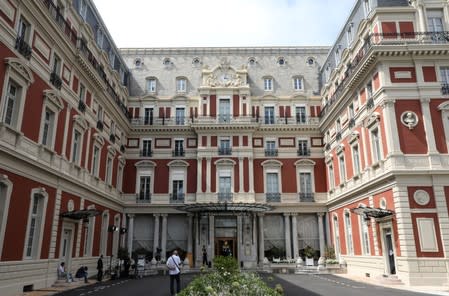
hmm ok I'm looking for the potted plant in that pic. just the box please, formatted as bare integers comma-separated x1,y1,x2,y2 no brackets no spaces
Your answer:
303,245,315,266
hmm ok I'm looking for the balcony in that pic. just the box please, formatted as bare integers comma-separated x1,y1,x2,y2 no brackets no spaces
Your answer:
266,193,281,202
325,143,331,151
50,72,62,90
366,97,374,109
172,149,185,157
299,192,315,202
218,147,232,155
140,149,153,157
41,0,77,45
15,36,32,59
265,149,278,157
131,117,192,126
96,120,104,131
109,134,116,144
170,193,185,204
348,118,355,129
297,149,310,156
78,100,86,113
218,192,233,202
442,83,449,95
136,192,151,203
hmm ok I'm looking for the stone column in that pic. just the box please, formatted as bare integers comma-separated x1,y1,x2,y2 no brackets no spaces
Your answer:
284,213,292,258
127,214,135,255
49,188,62,258
248,157,254,193
258,214,264,264
291,213,298,259
206,157,211,193
317,213,325,256
237,215,243,260
239,157,244,193
208,214,215,261
197,158,202,193
153,214,160,258
194,214,200,266
382,99,401,155
416,3,427,32
160,214,167,261
187,214,193,267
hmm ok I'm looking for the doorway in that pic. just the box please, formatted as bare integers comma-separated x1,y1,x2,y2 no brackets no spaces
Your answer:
60,227,73,268
383,227,396,275
215,238,236,258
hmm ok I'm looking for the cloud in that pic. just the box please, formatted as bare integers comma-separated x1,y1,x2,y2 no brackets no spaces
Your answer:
93,0,355,47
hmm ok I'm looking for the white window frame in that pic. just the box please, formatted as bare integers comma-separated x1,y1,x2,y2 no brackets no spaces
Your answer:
175,106,185,125
344,210,354,255
293,76,304,91
370,126,383,164
261,160,282,195
264,77,273,91
176,77,187,93
79,0,87,20
146,78,157,93
23,188,48,259
338,153,346,184
328,163,335,190
214,159,236,196
135,161,156,196
17,15,31,43
141,138,152,157
105,155,113,185
426,9,444,32
40,107,56,148
351,143,361,177
83,205,96,256
99,211,109,256
0,176,13,260
264,105,276,124
71,128,82,165
295,159,316,195
295,105,307,123
358,204,371,255
52,52,62,76
439,66,449,83
168,160,189,199
39,92,63,150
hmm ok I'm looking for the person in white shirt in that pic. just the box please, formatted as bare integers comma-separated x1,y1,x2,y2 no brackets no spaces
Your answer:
166,250,182,295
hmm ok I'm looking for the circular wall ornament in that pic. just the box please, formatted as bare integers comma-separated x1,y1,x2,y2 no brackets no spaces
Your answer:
413,190,430,206
400,111,418,130
68,199,74,212
379,198,387,209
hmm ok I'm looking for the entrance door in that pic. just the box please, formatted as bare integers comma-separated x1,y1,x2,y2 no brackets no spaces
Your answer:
60,228,73,267
384,228,396,274
215,238,236,258
219,99,230,123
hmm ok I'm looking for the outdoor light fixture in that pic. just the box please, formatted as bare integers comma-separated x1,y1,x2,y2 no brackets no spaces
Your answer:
120,227,127,234
108,225,119,232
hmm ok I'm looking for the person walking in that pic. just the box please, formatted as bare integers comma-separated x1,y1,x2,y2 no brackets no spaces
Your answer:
97,255,104,282
202,245,208,266
166,250,181,296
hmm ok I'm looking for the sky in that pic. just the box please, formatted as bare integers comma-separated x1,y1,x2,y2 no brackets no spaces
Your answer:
92,0,356,48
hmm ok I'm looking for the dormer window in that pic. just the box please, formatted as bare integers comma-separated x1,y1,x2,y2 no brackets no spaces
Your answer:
108,50,115,66
96,28,104,49
135,58,142,68
79,0,87,20
277,57,286,66
293,76,304,91
347,23,354,46
264,77,273,91
146,78,157,93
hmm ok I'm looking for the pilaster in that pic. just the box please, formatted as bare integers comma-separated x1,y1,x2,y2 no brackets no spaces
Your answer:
160,214,167,261
127,214,135,254
284,213,292,259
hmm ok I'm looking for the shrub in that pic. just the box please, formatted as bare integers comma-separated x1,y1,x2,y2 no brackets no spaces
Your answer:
324,245,336,259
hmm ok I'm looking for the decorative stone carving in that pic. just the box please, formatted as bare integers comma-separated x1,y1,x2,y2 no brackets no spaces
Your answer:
413,190,430,206
401,111,418,130
67,199,74,212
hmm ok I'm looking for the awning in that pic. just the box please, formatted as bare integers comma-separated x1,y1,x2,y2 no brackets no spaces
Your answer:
351,206,394,219
178,202,272,213
60,209,101,220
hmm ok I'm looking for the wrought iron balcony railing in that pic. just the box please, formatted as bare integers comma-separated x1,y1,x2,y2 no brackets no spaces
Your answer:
15,36,32,59
265,149,278,157
335,131,342,141
170,193,185,204
96,120,104,131
297,149,310,156
172,149,185,157
50,72,62,90
218,147,232,155
348,118,356,129
136,192,151,203
218,192,233,202
266,193,281,202
140,149,153,157
120,145,126,153
78,100,86,113
299,192,315,202
442,83,449,95
41,0,77,45
109,134,116,143
325,143,331,151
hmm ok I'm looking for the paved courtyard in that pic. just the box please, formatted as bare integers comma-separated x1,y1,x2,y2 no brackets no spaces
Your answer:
50,273,442,296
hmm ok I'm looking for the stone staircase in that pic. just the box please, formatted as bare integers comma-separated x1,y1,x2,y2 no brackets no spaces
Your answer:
375,275,404,285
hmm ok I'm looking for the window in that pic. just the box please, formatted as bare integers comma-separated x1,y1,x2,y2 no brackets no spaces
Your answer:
117,164,124,192
0,179,12,259
427,10,444,32
218,174,232,201
72,130,82,164
440,67,449,83
296,106,306,123
2,80,22,128
328,164,335,190
139,176,151,201
371,127,382,163
83,215,95,256
18,16,30,42
364,0,371,16
25,192,46,259
79,83,86,102
96,28,104,48
366,81,373,99
333,216,341,258
338,154,346,183
344,211,354,255
147,78,156,93
105,157,113,185
266,172,279,193
175,107,185,125
264,106,275,124
144,107,153,125
92,146,100,177
41,108,55,147
335,47,341,65
176,78,187,92
108,50,115,66
173,139,184,156
79,0,87,19
336,118,341,132
359,210,370,255
52,54,62,76
218,98,231,123
293,77,303,91
299,172,312,194
264,78,273,91
99,212,109,256
265,140,277,156
172,180,184,200
219,138,231,155
142,139,152,157
97,105,103,122
298,139,309,156
347,24,353,46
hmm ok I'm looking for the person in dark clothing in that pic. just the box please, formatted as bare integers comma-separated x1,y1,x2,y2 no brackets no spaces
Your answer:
202,245,208,266
97,255,104,281
75,266,88,283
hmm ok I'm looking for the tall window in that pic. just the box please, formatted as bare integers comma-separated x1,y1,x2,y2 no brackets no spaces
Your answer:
52,54,62,76
105,157,113,185
2,80,21,128
338,154,346,183
144,107,153,125
172,180,184,200
147,79,156,93
79,83,86,102
25,193,45,258
265,140,277,156
219,98,231,123
92,146,100,177
72,130,82,163
359,213,370,255
266,172,279,193
175,107,185,125
176,78,187,92
347,25,353,45
344,211,354,255
298,139,309,156
41,108,55,147
175,140,184,154
83,215,94,256
366,81,373,99
218,175,232,201
299,172,312,194
142,139,152,157
108,50,115,67
333,216,341,257
348,103,355,119
427,10,444,32
264,106,275,124
79,0,87,19
96,28,104,48
219,138,231,155
99,212,108,256
440,67,449,83
139,176,151,201
117,165,124,191
296,106,306,123
293,77,303,91
352,144,361,176
18,16,30,42
328,164,335,190
371,127,382,163
264,78,273,91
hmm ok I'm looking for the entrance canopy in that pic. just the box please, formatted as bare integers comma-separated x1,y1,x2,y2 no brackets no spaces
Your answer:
178,202,271,213
60,209,101,220
351,206,394,219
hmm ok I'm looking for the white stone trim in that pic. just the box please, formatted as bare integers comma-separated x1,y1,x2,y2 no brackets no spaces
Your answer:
0,175,13,260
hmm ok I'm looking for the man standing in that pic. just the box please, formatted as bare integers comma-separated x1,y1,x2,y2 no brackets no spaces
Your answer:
202,245,208,266
97,255,104,282
166,250,181,296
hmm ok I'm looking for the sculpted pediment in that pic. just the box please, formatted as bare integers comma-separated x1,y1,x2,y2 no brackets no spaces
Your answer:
201,58,248,88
